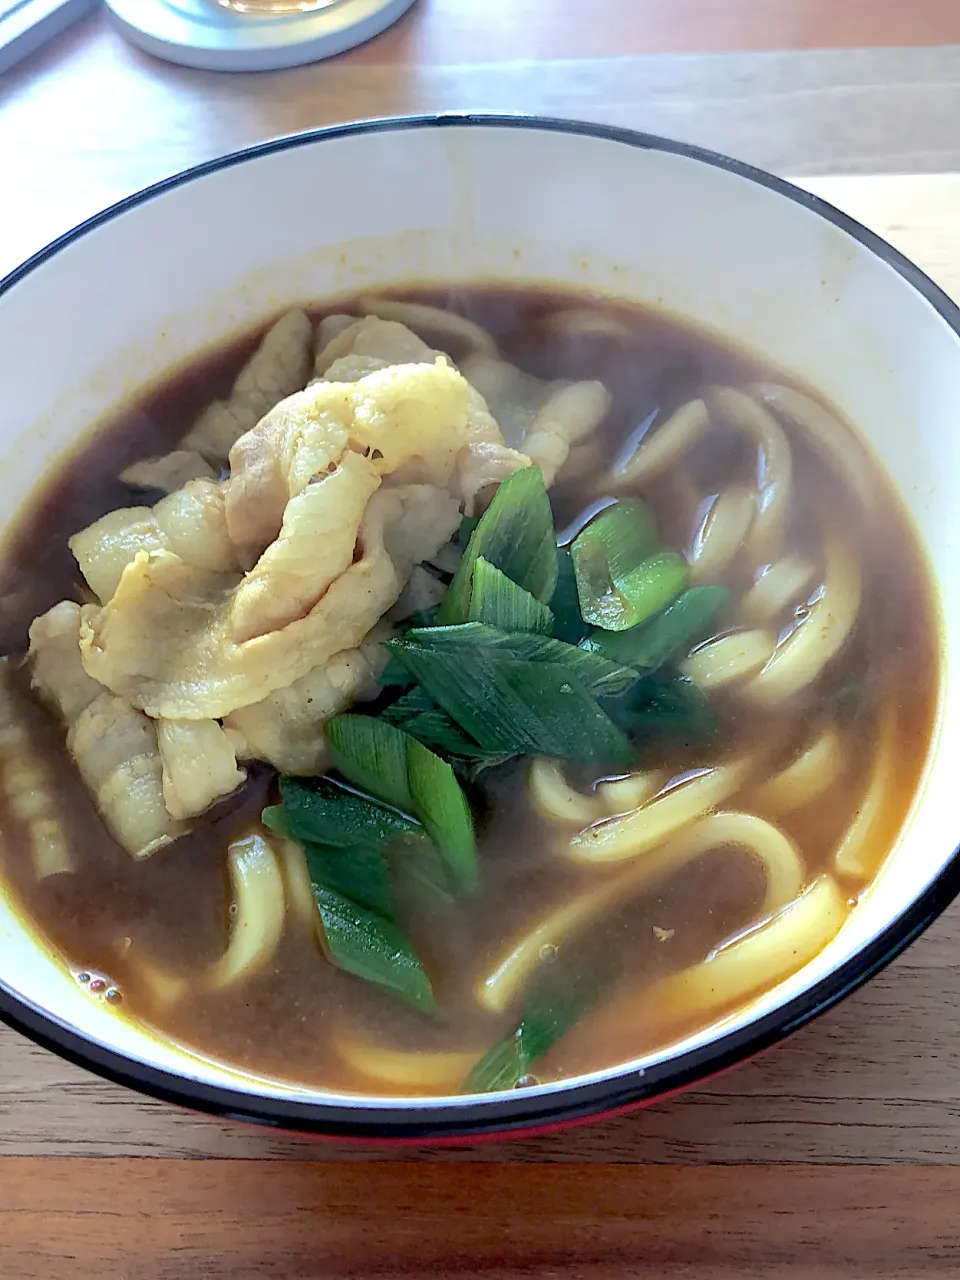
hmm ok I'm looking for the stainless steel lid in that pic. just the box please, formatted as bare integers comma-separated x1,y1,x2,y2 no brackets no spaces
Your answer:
105,0,417,71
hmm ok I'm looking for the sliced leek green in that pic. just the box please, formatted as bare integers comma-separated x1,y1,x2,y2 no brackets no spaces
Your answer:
313,885,435,1014
583,586,728,670
468,557,554,634
438,467,558,623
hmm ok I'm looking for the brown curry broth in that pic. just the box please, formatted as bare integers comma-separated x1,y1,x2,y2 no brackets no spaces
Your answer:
0,286,939,1094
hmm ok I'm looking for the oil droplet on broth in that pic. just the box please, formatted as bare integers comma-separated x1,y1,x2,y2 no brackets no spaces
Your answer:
75,969,121,1003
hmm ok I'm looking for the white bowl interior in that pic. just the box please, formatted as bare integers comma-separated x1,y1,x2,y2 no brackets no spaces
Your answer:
0,122,957,1107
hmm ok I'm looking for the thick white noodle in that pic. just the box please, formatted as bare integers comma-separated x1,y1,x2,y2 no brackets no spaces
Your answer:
457,354,517,410
315,314,358,352
204,832,287,993
682,629,777,691
751,383,876,509
529,765,669,828
566,752,759,866
335,1028,479,1091
689,485,756,583
608,398,710,489
357,297,498,357
741,556,816,626
597,770,666,816
524,380,612,487
672,467,702,522
709,386,793,561
543,309,634,342
529,759,602,826
652,874,847,1023
755,725,844,814
274,835,319,932
834,704,897,882
478,809,804,1014
560,437,605,482
743,531,861,708
138,830,288,1005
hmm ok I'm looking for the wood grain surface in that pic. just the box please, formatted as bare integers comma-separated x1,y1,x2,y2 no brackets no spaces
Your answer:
4,2,960,1273
9,22,960,278
3,1160,960,1278
339,0,960,62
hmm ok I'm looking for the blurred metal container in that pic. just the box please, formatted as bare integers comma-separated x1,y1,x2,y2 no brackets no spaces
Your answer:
105,0,417,70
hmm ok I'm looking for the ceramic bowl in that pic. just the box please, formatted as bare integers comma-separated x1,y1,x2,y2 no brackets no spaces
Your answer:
1,116,957,1141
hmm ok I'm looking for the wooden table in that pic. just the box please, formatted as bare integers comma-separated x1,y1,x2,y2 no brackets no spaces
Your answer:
4,5,960,1276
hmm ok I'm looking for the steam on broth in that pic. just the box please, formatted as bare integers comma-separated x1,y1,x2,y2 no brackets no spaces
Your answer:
0,287,937,1096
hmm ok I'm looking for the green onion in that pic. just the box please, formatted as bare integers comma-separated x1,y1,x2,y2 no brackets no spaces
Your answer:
327,715,414,814
577,499,659,580
261,804,294,840
506,664,633,765
407,738,478,892
463,959,614,1093
582,586,728,670
468,557,555,634
378,654,416,688
387,643,634,766
312,884,435,1013
457,515,479,547
613,551,690,628
391,831,456,913
302,840,399,921
438,467,558,624
826,674,875,725
383,688,510,764
406,606,440,629
381,686,437,723
606,672,719,745
401,623,638,699
550,547,588,644
266,776,437,1012
276,776,421,851
399,711,486,758
388,704,501,761
571,499,660,630
326,715,478,892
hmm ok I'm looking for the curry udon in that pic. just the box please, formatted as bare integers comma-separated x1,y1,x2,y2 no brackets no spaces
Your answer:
0,287,937,1095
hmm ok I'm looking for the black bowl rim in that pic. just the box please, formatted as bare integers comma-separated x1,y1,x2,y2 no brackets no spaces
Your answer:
1,112,958,1143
